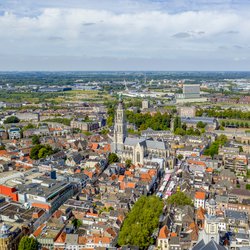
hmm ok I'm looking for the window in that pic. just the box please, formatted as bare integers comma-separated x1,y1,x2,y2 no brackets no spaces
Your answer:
137,152,140,162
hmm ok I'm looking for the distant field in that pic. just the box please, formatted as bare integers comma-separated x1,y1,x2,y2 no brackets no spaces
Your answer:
0,90,113,104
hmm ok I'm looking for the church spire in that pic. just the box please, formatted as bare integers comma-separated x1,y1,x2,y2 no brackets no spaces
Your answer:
113,96,127,152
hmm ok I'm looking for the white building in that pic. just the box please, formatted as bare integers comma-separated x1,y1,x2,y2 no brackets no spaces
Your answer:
142,100,150,110
176,84,207,103
194,191,206,209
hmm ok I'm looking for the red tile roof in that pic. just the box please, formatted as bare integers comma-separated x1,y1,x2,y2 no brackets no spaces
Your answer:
195,191,206,200
158,225,169,239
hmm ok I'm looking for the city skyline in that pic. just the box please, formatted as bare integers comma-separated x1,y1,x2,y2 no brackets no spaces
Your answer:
0,0,249,71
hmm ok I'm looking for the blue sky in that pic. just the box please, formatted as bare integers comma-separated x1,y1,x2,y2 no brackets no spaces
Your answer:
0,0,249,71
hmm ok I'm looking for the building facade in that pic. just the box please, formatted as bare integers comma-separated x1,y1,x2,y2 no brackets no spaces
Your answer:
71,120,99,132
0,223,23,250
183,84,200,99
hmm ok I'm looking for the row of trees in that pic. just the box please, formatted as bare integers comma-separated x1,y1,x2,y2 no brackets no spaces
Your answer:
43,117,72,126
221,120,249,128
118,195,163,248
175,126,202,136
196,108,250,120
0,90,63,104
173,117,204,136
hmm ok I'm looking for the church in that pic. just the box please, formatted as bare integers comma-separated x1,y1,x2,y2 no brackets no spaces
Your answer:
111,98,169,165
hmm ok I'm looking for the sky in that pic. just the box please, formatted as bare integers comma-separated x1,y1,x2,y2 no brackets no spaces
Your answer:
0,0,249,71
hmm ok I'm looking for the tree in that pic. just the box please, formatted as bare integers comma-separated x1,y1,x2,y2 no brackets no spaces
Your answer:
100,129,109,135
125,111,171,131
43,118,72,126
107,116,114,127
38,147,48,159
118,196,163,248
125,159,132,168
194,128,201,136
32,135,40,145
174,127,186,136
182,123,187,131
167,191,193,206
196,121,207,129
30,144,54,160
23,123,36,131
30,145,43,160
177,154,183,161
204,135,228,158
18,236,38,250
72,218,82,230
173,116,181,132
108,153,119,164
4,116,20,124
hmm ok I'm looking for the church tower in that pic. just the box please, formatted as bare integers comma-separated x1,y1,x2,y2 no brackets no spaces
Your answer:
113,96,127,152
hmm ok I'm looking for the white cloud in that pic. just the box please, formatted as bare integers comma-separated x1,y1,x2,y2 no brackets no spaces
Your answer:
0,0,249,70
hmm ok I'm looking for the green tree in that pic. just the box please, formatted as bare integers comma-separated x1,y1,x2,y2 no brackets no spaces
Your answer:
194,128,201,136
196,121,207,129
204,135,227,157
30,145,43,160
108,153,119,164
174,127,186,136
167,191,193,206
173,116,181,132
182,123,187,131
4,116,20,124
18,236,38,250
72,218,83,230
30,144,54,160
107,116,114,127
32,135,40,145
177,154,183,161
100,128,109,135
38,147,48,159
125,159,132,168
23,123,36,131
118,196,163,249
43,118,71,126
125,111,171,131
